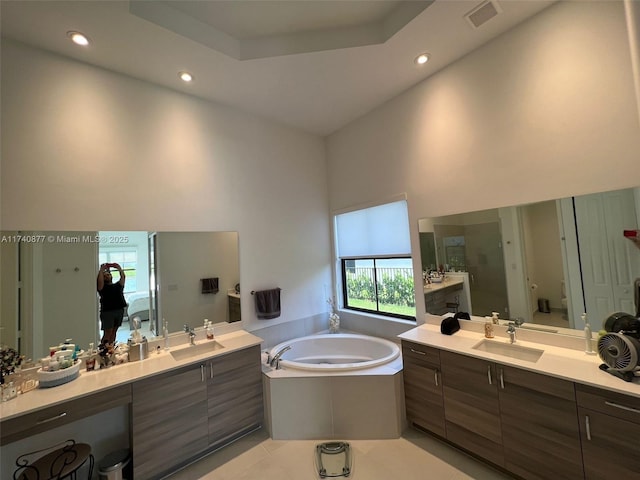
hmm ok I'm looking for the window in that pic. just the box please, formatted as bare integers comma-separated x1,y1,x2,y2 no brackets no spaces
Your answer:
98,249,138,293
341,257,415,319
334,200,416,320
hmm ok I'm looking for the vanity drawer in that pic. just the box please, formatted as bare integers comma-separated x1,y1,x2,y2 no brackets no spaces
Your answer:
402,341,440,367
0,384,131,445
576,383,640,425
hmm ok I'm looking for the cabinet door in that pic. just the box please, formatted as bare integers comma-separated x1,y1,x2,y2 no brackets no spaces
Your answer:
132,364,208,480
440,350,503,466
401,341,445,437
577,384,640,480
207,345,263,447
498,365,583,480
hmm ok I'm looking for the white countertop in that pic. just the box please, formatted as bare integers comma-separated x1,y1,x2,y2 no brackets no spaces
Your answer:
399,323,640,398
423,277,463,294
0,330,263,421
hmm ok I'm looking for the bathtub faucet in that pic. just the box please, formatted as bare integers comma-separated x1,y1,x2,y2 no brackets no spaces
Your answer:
270,345,292,369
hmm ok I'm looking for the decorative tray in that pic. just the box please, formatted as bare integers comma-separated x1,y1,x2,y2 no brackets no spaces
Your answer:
37,361,81,388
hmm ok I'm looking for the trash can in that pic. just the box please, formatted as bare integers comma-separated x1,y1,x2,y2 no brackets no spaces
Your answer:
97,449,131,480
538,298,550,313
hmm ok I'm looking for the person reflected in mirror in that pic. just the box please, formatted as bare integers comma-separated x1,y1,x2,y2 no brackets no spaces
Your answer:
97,262,127,350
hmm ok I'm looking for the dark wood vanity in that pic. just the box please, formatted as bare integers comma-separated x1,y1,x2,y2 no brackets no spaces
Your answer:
0,334,263,480
402,337,640,480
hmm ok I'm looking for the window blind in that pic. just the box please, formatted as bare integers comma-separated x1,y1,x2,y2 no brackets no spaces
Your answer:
335,200,411,257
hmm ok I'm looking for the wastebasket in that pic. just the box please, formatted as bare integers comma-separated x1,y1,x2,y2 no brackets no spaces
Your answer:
537,298,550,313
97,449,131,480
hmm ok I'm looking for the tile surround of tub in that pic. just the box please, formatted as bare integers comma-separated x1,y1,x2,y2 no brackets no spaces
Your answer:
251,313,328,349
265,372,403,440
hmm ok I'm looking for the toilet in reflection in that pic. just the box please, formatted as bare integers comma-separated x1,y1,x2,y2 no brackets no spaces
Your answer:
561,281,568,319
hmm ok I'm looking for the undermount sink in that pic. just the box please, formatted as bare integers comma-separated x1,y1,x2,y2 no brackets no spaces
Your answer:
170,340,225,361
472,339,544,363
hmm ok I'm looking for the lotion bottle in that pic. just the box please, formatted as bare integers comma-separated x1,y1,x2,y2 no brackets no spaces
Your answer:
206,320,214,340
484,316,494,338
583,313,595,354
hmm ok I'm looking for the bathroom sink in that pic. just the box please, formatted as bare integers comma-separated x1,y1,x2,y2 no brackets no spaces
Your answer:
472,339,544,363
170,341,225,361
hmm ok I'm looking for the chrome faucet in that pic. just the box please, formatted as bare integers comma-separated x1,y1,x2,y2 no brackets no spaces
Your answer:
184,324,196,346
269,345,292,369
507,322,517,344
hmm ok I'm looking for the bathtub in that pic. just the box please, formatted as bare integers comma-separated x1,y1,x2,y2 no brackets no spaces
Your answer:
268,333,400,371
263,333,404,440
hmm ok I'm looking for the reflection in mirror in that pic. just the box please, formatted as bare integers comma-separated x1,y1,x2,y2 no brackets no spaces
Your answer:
0,231,240,361
418,187,640,334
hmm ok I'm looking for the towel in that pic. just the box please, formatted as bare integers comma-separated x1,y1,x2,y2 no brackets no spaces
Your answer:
254,288,281,319
201,277,219,294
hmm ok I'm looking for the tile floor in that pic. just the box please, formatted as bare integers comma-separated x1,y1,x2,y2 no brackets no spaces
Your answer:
531,310,569,328
166,428,514,480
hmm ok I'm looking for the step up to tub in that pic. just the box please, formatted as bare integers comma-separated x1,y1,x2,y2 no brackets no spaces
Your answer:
315,441,352,478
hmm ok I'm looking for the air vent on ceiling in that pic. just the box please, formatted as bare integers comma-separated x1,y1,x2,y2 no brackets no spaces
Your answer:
464,0,502,29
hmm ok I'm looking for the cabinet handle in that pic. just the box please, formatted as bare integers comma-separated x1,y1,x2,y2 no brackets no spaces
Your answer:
499,369,505,389
210,362,214,379
605,401,640,414
201,364,205,382
434,369,439,387
585,415,591,441
410,348,426,356
36,412,67,424
487,365,492,385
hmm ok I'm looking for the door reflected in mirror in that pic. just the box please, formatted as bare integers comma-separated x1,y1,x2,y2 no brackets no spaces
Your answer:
418,186,640,335
0,231,240,361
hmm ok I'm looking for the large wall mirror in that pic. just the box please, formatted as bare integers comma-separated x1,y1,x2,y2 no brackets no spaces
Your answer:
419,187,640,335
0,231,240,361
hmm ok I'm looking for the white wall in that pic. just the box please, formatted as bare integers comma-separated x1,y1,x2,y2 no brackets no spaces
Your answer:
0,40,332,333
327,1,640,320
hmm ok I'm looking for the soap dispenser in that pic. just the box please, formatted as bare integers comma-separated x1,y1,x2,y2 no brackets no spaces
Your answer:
484,316,494,338
206,320,214,340
491,312,500,325
583,313,596,355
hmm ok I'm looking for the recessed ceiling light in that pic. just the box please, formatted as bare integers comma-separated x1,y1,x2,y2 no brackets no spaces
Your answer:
178,71,194,83
415,53,430,65
67,31,90,46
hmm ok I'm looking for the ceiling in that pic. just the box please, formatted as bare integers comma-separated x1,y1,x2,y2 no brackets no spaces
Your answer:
0,0,554,136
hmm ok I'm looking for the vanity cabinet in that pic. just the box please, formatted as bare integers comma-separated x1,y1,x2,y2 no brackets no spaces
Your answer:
498,365,583,480
401,340,445,437
0,384,131,446
440,350,504,467
132,346,263,479
132,363,209,480
412,349,583,479
576,384,640,480
206,345,263,448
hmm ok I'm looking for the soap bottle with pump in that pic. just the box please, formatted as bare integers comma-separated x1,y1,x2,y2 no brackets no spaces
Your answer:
206,319,214,340
491,312,500,325
583,313,596,355
85,342,96,371
484,316,494,338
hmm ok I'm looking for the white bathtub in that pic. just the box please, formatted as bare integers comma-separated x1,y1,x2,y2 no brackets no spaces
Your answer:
269,333,400,371
264,333,403,440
